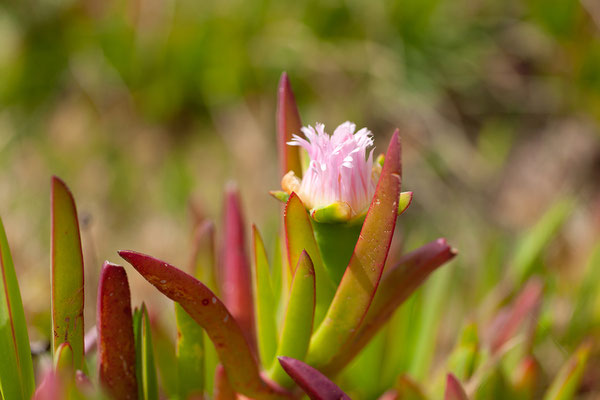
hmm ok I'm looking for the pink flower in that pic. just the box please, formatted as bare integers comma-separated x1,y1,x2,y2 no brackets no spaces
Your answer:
281,122,379,219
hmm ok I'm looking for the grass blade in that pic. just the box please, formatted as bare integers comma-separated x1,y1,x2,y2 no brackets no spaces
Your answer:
269,251,316,387
278,356,350,400
252,225,278,368
543,341,591,400
134,303,158,400
97,262,138,400
175,303,205,399
306,131,402,369
51,176,85,369
0,217,35,400
119,250,292,399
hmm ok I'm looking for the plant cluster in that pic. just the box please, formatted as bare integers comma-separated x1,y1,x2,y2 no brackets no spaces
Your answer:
0,74,594,400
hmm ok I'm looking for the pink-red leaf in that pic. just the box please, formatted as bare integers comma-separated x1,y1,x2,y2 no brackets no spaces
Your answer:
277,72,303,178
278,356,350,400
119,250,291,400
307,130,402,369
489,278,543,354
445,374,469,400
221,184,257,355
97,262,138,400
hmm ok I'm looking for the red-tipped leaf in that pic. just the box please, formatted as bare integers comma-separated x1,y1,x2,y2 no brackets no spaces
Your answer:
307,130,402,369
278,356,350,400
323,238,456,374
445,374,469,400
221,184,257,355
277,72,303,178
119,250,291,400
97,262,138,400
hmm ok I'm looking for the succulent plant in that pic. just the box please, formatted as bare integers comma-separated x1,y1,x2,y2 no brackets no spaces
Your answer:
0,74,593,400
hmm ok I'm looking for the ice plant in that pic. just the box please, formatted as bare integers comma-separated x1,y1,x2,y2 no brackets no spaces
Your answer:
281,122,378,221
0,73,593,400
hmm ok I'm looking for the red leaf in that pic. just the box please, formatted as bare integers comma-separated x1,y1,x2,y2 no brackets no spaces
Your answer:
97,262,138,400
277,72,303,178
119,251,291,399
445,374,469,400
221,184,257,356
278,357,350,400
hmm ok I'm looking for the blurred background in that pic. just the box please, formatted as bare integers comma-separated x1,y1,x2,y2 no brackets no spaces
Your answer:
1,0,600,396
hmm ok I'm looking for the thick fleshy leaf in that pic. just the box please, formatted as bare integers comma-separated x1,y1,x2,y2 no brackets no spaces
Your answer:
306,130,401,369
321,238,455,374
221,184,257,355
119,251,292,400
133,304,158,400
284,193,335,326
33,369,63,400
214,365,237,400
397,191,413,216
445,374,469,400
51,176,85,369
175,303,205,399
543,341,591,400
489,278,543,354
277,72,303,178
97,262,138,400
54,342,74,373
0,217,35,400
278,356,350,400
269,251,316,387
252,225,278,368
512,356,539,400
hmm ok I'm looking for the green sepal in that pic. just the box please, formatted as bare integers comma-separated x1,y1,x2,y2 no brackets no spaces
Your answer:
133,303,159,400
269,191,290,204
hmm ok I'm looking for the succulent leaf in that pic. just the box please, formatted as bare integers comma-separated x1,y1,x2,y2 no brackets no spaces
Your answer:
277,72,303,178
0,217,35,400
119,250,292,399
278,356,350,400
445,374,469,400
269,251,316,387
97,262,138,400
306,130,402,370
284,193,335,326
252,225,279,368
51,176,85,370
221,184,257,355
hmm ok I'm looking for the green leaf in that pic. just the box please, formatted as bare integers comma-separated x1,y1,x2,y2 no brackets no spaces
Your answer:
119,251,292,399
134,303,159,400
284,193,335,327
277,72,303,178
510,199,573,283
252,225,278,368
269,251,316,387
51,176,85,370
0,217,35,400
97,262,138,399
543,341,591,400
175,303,205,399
306,131,402,370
